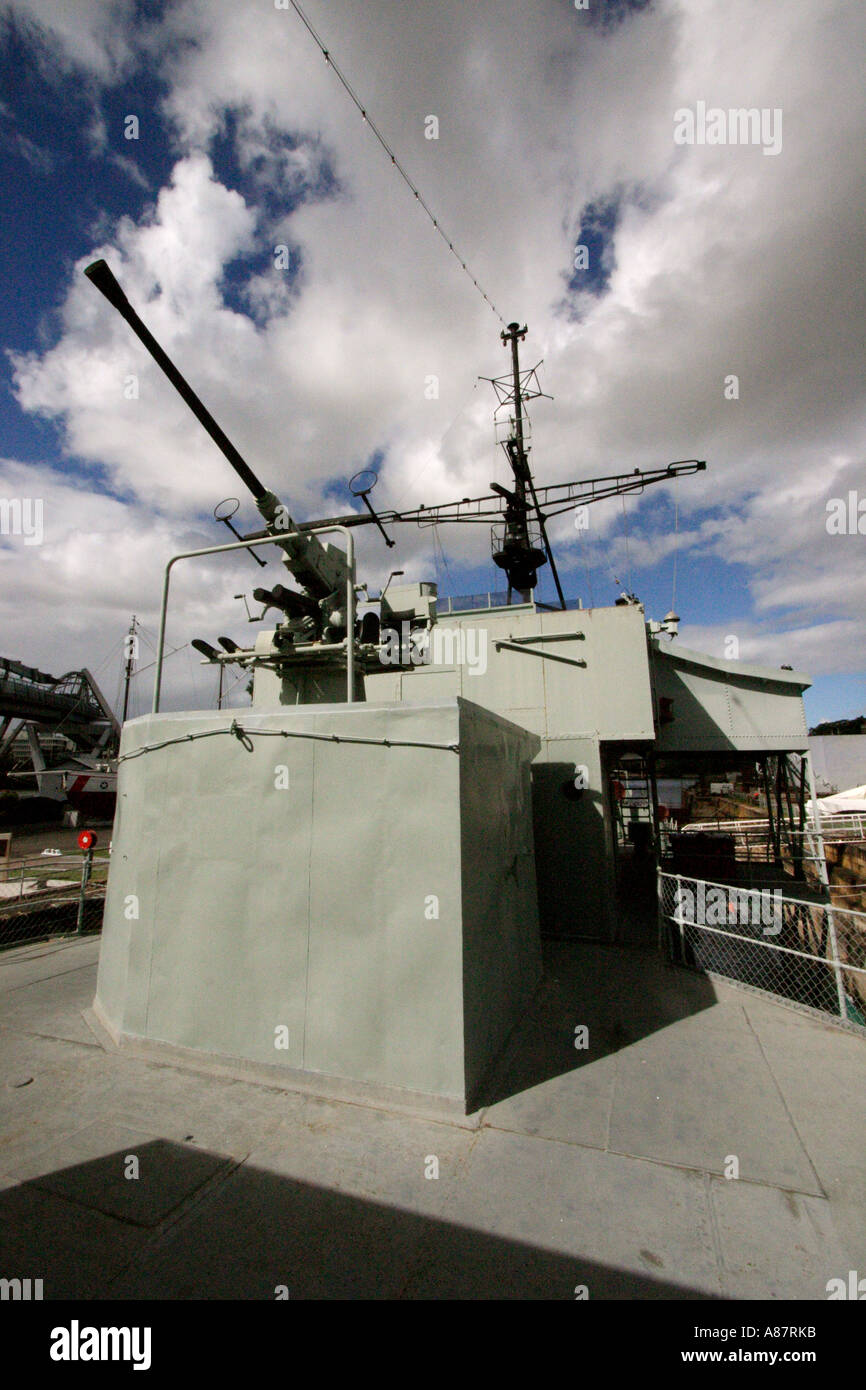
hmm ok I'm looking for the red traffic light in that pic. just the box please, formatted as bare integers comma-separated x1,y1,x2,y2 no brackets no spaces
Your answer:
77,830,98,851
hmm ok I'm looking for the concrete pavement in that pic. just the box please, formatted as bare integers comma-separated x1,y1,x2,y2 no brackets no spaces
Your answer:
0,935,862,1299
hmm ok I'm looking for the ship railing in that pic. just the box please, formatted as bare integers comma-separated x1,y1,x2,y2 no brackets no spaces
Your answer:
679,814,866,844
658,869,866,1030
0,852,110,952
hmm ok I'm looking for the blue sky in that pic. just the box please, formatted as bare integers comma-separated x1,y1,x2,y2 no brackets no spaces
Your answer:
1,0,864,722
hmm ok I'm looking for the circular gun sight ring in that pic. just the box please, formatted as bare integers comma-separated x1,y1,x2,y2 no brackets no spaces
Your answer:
349,469,379,497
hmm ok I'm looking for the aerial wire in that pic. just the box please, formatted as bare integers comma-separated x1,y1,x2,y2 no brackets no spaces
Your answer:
621,491,633,595
577,515,594,608
131,642,191,679
671,480,679,614
285,0,505,325
432,525,451,598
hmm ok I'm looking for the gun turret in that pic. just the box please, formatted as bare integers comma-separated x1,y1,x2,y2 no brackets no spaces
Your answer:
83,260,350,632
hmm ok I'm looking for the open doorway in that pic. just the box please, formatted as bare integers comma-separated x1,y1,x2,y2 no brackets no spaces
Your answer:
604,745,658,945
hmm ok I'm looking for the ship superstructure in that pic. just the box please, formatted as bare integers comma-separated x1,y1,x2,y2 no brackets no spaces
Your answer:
83,263,815,1111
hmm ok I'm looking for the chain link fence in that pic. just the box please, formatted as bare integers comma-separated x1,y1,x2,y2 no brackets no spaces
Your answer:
0,853,108,952
658,871,866,1029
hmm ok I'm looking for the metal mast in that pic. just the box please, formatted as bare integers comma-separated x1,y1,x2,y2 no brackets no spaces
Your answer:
121,615,137,724
486,324,566,608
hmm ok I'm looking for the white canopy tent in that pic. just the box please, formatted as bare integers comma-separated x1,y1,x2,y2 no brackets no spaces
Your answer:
807,784,866,816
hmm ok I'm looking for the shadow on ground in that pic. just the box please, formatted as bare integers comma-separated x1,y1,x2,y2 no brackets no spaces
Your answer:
476,938,719,1109
0,1139,720,1300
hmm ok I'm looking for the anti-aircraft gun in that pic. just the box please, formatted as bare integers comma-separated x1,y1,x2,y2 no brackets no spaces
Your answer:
85,261,707,708
84,259,363,702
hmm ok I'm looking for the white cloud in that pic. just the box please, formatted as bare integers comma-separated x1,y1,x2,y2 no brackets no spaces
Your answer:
3,0,866,713
677,617,865,680
1,0,137,82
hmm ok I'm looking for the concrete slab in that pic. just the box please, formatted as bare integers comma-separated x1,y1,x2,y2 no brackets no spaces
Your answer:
105,1065,294,1162
0,936,100,992
484,942,821,1197
485,1052,618,1149
480,940,721,1145
0,937,102,1047
0,933,862,1300
246,1093,475,1214
425,1127,721,1298
480,967,617,1146
0,1033,122,1175
608,1010,822,1193
0,880,38,898
707,1174,853,1300
739,995,866,1262
0,1179,147,1299
107,1159,437,1300
8,1122,235,1226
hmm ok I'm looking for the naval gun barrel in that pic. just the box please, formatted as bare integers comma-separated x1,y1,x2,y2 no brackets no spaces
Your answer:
84,259,268,503
84,259,350,607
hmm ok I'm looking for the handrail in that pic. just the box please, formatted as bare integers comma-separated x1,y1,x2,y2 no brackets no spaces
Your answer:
680,814,866,838
153,527,355,713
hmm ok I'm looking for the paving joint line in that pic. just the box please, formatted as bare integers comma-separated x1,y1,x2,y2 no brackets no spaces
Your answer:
478,1119,826,1199
703,1169,728,1298
1,1115,144,1186
604,1047,618,1153
0,1025,102,1050
102,1153,248,1292
0,960,102,993
740,1002,826,1198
